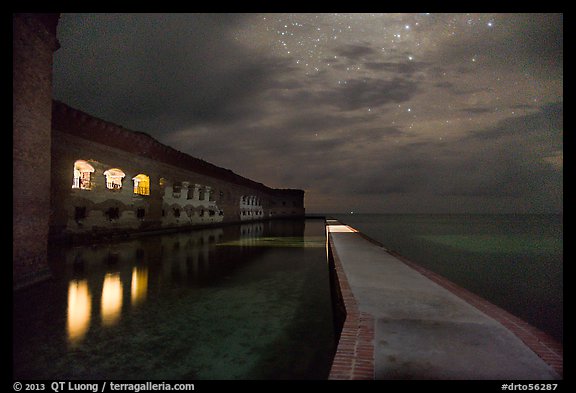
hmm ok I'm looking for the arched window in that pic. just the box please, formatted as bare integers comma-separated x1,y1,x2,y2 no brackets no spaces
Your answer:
103,168,125,190
72,160,95,190
132,174,150,196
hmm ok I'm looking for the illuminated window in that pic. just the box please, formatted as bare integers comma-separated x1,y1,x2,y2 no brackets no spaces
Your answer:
103,168,125,190
132,174,150,195
72,160,94,190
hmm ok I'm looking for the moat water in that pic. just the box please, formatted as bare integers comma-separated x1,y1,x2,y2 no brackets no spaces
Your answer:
13,219,336,380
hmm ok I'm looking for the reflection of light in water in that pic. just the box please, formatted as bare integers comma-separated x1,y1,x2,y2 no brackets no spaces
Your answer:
217,236,325,248
101,273,123,326
67,280,91,345
131,266,148,306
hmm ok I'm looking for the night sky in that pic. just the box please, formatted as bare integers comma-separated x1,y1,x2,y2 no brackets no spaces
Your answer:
53,13,563,214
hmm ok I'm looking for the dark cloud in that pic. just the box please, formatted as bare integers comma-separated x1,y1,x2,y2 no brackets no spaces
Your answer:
332,43,377,60
54,13,294,133
441,103,563,201
52,13,562,213
269,74,422,113
432,14,563,78
460,107,494,114
319,77,421,111
434,81,455,89
363,60,429,76
304,101,563,210
466,101,563,144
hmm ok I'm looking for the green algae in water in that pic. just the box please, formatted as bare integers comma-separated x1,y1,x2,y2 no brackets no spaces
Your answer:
419,234,562,254
216,236,325,248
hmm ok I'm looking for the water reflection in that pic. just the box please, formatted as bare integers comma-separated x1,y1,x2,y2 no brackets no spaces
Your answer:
131,266,148,306
101,273,123,326
67,280,91,345
16,219,336,379
62,222,307,345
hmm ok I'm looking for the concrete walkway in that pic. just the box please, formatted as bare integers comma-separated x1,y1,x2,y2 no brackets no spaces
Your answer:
327,220,561,380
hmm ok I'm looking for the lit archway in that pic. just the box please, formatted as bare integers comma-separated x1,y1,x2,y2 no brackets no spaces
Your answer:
103,168,125,190
72,160,94,190
132,174,150,195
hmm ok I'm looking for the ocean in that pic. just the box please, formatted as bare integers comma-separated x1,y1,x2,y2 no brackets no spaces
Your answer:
330,213,563,343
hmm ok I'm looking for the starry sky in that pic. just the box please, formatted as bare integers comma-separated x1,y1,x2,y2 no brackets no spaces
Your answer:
53,13,563,214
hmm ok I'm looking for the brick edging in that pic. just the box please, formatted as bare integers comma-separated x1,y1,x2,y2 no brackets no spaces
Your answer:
387,249,563,377
328,232,375,380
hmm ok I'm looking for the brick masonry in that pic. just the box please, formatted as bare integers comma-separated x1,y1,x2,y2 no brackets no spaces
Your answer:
13,14,60,288
328,232,375,380
327,221,563,379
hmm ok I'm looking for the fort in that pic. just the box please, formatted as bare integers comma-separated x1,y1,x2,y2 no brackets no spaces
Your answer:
13,13,562,380
50,100,305,240
13,13,303,288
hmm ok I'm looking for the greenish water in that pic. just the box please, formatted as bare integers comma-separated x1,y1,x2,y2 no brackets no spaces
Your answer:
331,214,563,343
13,219,336,379
421,234,562,254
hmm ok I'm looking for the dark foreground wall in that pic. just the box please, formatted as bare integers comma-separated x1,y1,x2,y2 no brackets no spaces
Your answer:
13,14,60,287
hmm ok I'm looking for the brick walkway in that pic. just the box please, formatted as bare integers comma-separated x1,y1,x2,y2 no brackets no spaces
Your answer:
328,233,375,380
326,220,562,380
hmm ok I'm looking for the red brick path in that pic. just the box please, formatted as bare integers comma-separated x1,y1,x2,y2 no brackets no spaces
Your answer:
328,232,375,380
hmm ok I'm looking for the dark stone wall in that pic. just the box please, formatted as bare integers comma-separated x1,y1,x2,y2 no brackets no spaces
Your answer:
13,14,60,288
50,126,305,243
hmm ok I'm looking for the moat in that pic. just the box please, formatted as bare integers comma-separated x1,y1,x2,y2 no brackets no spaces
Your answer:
13,218,336,379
